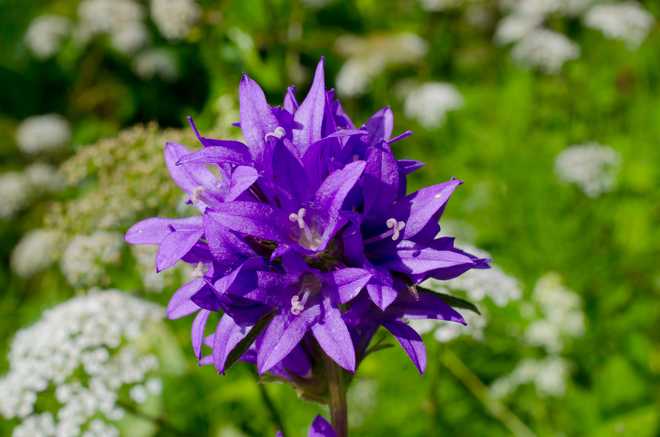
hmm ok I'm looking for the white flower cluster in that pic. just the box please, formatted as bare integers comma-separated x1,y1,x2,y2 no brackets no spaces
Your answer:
525,273,585,353
24,15,71,59
555,142,620,197
10,229,63,278
496,0,654,73
416,244,522,342
60,231,124,288
511,29,580,73
490,356,570,398
0,164,64,219
77,0,147,54
335,33,428,96
584,2,654,48
402,82,463,129
419,0,462,11
150,0,200,40
132,245,165,293
16,114,71,155
0,290,163,437
133,48,179,81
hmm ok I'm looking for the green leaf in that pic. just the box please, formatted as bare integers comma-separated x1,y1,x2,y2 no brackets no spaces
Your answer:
416,286,481,315
223,311,275,372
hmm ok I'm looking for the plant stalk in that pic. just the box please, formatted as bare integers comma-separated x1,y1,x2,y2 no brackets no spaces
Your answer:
326,357,348,437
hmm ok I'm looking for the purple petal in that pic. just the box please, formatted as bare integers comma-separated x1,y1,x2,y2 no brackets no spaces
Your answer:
177,145,251,167
239,75,279,161
311,300,356,372
203,214,255,263
383,320,427,374
328,268,372,304
308,415,337,437
313,160,366,215
362,144,399,217
398,159,425,176
192,309,211,359
366,270,398,310
167,279,204,319
125,217,201,245
390,289,466,324
364,106,394,143
213,314,250,373
156,227,204,272
283,86,298,113
207,202,287,242
293,59,326,155
257,307,320,374
225,166,259,201
165,142,217,194
388,243,476,276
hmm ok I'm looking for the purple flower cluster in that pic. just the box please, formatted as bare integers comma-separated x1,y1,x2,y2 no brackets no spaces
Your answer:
126,59,487,387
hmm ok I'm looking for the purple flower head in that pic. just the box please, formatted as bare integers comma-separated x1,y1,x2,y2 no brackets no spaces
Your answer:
126,58,487,390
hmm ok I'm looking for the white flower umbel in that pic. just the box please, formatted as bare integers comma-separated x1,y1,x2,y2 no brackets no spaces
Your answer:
525,273,585,353
11,229,63,278
25,15,71,59
511,28,580,73
555,142,620,197
490,356,570,398
0,291,163,436
584,2,654,48
150,0,200,40
494,13,543,45
402,82,463,129
133,49,179,81
335,33,427,96
77,0,147,53
16,114,71,154
0,172,32,219
60,231,124,288
25,162,65,194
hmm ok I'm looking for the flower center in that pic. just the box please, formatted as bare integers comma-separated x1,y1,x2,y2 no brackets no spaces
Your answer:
290,274,321,315
364,217,406,244
289,208,323,250
264,126,286,141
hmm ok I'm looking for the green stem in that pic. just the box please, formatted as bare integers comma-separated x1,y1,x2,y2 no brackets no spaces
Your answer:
326,356,348,437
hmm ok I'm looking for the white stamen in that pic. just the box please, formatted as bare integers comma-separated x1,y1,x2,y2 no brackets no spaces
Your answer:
265,126,286,141
290,289,311,315
191,186,204,203
386,217,406,240
191,262,207,278
288,207,307,230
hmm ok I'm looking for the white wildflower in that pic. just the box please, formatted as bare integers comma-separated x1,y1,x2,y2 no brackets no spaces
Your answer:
16,114,71,154
25,15,70,59
11,229,63,278
490,356,570,398
494,13,543,45
336,33,427,96
0,172,31,219
132,245,164,292
584,2,654,48
133,49,179,81
77,0,147,53
60,231,124,288
555,142,620,197
0,291,162,436
402,82,463,129
434,311,486,342
150,0,200,40
24,162,65,194
512,28,580,73
525,273,585,353
419,0,462,11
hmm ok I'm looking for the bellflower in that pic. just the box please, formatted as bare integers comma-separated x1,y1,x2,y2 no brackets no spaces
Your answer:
126,58,487,433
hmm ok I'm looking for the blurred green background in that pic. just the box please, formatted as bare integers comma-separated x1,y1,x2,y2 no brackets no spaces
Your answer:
1,0,659,436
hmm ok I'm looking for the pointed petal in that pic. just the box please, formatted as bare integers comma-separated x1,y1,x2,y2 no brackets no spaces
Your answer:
165,142,217,193
383,320,427,374
366,271,398,310
328,268,372,304
308,415,337,437
167,279,204,319
293,59,326,154
311,300,356,371
203,214,255,263
239,75,279,161
257,306,320,374
125,217,201,245
388,243,477,276
390,289,466,324
313,160,366,215
365,106,394,143
212,314,250,373
192,309,211,359
177,145,251,167
398,159,425,176
225,166,259,201
207,202,287,242
362,144,399,217
283,86,298,113
395,179,462,241
271,141,310,207
156,227,204,272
